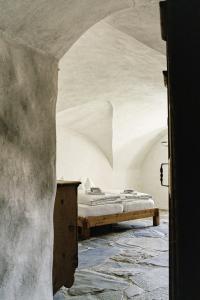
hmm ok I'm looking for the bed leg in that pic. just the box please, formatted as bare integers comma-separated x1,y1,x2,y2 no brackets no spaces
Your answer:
153,209,160,226
80,221,90,240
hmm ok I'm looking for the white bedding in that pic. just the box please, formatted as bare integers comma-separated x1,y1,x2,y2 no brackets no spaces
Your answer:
78,203,124,217
104,190,152,200
123,199,155,212
78,199,155,217
78,188,155,217
78,191,122,206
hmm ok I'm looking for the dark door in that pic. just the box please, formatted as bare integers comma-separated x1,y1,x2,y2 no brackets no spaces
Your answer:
167,1,200,299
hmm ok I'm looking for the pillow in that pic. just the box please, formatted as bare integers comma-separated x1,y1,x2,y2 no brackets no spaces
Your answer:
84,177,95,191
77,177,85,192
78,183,85,192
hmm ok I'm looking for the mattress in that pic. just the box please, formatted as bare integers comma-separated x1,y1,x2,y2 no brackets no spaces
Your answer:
123,199,155,213
78,203,124,217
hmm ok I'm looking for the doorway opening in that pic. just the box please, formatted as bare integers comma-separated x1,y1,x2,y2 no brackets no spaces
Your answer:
54,3,169,299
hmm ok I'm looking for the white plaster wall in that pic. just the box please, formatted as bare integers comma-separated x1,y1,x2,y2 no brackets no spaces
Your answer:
56,128,113,189
0,0,131,59
56,19,167,194
141,133,168,209
56,100,114,166
56,128,141,191
0,1,168,299
0,34,58,300
112,168,141,190
56,128,168,195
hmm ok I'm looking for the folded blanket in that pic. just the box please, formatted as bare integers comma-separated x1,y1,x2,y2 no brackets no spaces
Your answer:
120,192,152,201
87,191,105,195
78,192,122,206
88,199,122,206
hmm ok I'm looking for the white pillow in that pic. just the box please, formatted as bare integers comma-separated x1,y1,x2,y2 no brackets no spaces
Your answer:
78,183,85,192
84,177,95,191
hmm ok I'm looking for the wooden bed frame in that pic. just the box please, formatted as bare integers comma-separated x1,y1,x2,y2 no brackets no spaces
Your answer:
78,208,160,239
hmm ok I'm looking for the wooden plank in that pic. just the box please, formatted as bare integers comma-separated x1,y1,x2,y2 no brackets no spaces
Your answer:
53,182,80,295
78,208,159,228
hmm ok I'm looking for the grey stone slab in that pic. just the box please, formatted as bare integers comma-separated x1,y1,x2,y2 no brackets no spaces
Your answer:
130,268,168,292
93,261,154,279
54,290,98,300
132,228,165,238
116,237,168,252
78,246,120,269
110,248,157,265
124,285,144,298
153,224,168,236
132,287,168,300
97,291,124,300
79,238,113,250
55,215,168,300
68,270,129,296
112,220,151,231
143,252,168,267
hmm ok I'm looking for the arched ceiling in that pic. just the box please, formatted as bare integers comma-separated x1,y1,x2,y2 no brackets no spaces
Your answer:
0,0,131,58
56,7,167,168
0,0,167,170
105,0,166,55
57,101,113,166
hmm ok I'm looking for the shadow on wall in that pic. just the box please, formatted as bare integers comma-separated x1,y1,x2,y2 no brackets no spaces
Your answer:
56,129,113,189
141,131,168,209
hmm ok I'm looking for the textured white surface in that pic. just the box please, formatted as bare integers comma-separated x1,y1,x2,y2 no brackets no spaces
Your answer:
106,1,166,55
0,34,57,300
78,198,155,217
0,0,131,58
56,16,167,193
123,199,155,213
141,132,168,209
78,203,123,217
56,129,113,188
57,100,113,165
0,1,168,299
78,192,121,206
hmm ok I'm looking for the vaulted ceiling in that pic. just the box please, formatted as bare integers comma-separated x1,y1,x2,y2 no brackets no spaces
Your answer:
0,0,167,169
0,0,131,58
56,2,167,168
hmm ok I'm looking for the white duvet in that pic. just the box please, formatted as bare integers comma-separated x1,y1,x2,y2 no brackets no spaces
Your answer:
78,187,155,217
78,199,155,217
78,190,153,206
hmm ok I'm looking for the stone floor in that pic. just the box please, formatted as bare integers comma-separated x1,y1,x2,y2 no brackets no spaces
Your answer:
54,212,169,300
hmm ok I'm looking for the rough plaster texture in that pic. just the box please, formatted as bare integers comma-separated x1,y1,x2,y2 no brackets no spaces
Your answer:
57,101,113,166
0,2,136,299
0,0,167,298
0,34,58,300
141,132,168,209
56,129,113,189
106,0,166,55
0,0,131,59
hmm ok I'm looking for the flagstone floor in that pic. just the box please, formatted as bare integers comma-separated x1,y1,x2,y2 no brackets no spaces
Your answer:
54,212,168,300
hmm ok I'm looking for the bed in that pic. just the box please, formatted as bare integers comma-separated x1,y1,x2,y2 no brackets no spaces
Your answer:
77,189,160,239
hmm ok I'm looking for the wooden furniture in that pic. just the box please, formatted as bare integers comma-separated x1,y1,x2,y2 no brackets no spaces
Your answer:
53,181,80,295
78,208,160,239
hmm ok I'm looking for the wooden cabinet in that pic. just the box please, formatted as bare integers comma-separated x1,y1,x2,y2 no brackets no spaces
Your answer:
53,181,80,295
